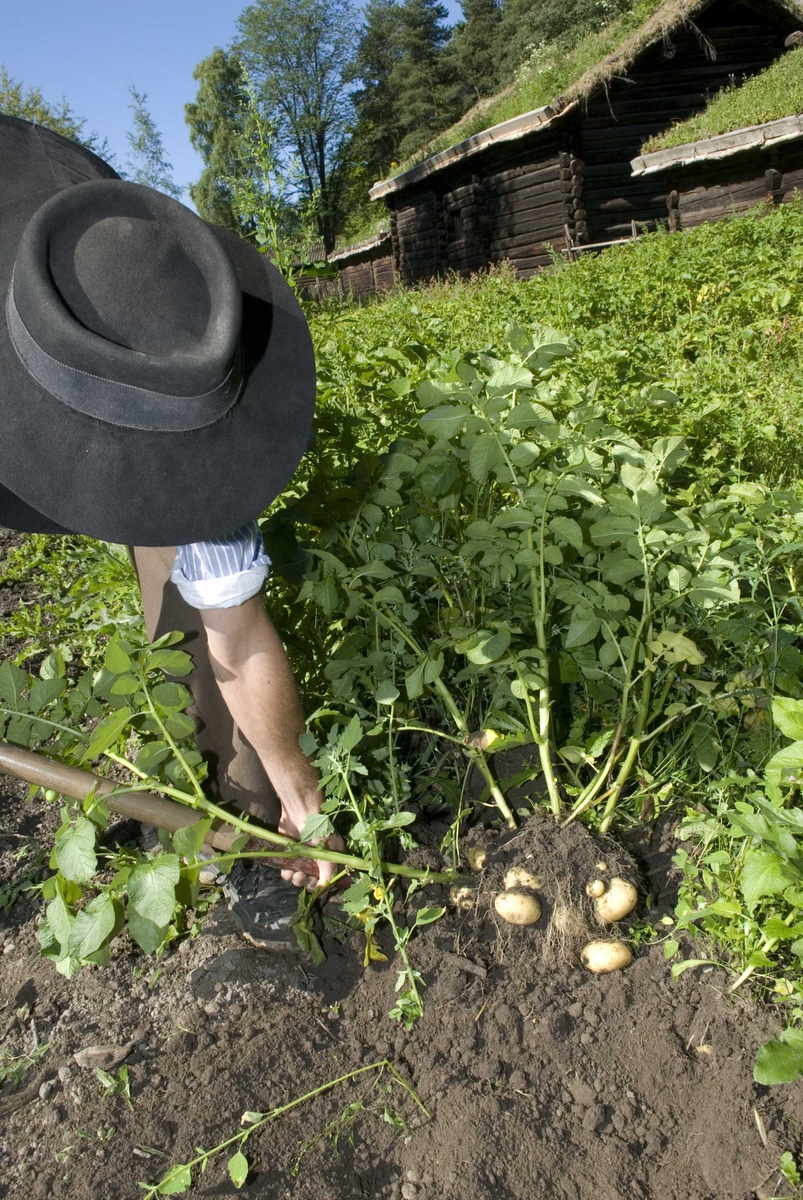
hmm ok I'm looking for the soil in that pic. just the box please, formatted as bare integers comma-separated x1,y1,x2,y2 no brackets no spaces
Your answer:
2,528,803,1200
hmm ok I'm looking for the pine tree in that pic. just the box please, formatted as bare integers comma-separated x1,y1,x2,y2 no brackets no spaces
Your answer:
125,85,184,199
390,0,461,159
185,48,254,233
450,0,501,102
351,0,404,175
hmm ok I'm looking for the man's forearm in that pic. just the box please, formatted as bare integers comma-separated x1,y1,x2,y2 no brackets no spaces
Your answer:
199,597,319,821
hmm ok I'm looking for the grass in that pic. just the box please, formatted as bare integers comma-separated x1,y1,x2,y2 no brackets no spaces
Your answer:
386,0,666,178
643,45,803,152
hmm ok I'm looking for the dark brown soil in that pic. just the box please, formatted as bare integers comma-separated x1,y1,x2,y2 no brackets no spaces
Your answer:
2,772,803,1200
2,527,803,1200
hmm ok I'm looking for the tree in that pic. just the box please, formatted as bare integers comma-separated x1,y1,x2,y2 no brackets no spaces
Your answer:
125,85,184,199
185,48,256,234
351,0,404,176
234,0,360,252
0,64,120,169
450,0,501,102
390,0,462,159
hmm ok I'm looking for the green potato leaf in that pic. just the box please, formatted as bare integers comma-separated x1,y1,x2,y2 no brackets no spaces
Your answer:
172,818,214,859
55,816,97,883
228,1150,249,1189
565,608,601,649
81,706,133,763
127,906,170,955
127,855,180,927
418,404,470,440
740,849,801,913
104,637,132,674
68,892,117,960
0,661,27,708
154,1163,192,1194
147,649,194,676
773,698,803,742
754,1027,803,1085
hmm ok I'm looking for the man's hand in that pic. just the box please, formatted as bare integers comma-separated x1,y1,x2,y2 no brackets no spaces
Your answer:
277,804,345,892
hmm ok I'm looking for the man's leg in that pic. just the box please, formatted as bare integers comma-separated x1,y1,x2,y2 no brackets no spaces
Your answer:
130,545,281,827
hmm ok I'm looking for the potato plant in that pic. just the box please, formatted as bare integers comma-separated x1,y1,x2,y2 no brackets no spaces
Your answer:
0,633,451,989
275,321,775,840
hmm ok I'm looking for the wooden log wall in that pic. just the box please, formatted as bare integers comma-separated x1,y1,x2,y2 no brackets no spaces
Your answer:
395,191,443,285
388,130,573,285
670,140,803,228
576,0,795,243
336,238,397,299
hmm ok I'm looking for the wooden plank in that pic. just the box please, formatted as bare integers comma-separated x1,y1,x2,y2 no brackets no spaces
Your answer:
399,245,443,262
395,210,438,230
445,200,484,217
482,155,564,188
504,253,555,271
398,235,441,254
396,226,440,246
444,182,483,201
395,201,438,222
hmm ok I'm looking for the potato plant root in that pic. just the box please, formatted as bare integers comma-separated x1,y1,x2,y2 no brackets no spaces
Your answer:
2,775,803,1200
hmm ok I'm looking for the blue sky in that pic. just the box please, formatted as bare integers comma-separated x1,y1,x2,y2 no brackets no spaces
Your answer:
4,0,463,213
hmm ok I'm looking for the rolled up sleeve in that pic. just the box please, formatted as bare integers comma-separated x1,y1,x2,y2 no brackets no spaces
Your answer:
171,520,271,610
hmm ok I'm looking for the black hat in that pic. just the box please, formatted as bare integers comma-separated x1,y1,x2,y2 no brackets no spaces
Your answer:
0,116,315,545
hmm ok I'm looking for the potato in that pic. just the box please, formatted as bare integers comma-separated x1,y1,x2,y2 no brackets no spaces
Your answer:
504,866,542,891
581,939,632,973
594,877,638,924
494,890,541,925
586,879,606,899
595,862,608,872
450,885,475,911
467,847,487,871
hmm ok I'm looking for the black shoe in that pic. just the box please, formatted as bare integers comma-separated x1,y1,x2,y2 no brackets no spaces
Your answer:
222,861,302,952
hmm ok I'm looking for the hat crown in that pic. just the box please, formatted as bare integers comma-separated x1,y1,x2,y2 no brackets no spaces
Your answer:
12,180,242,399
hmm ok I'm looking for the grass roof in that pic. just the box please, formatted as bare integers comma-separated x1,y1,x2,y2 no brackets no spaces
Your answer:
642,43,803,152
381,0,803,185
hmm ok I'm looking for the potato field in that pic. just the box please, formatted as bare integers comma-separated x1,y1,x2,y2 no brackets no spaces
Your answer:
3,203,803,1199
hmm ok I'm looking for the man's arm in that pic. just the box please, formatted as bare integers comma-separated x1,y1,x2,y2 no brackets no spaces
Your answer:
199,596,342,889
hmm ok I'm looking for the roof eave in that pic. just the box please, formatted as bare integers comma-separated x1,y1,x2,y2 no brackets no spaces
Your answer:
328,230,392,263
368,101,574,201
631,112,803,174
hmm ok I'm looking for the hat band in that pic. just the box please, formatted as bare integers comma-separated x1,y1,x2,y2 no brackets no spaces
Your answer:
5,276,243,432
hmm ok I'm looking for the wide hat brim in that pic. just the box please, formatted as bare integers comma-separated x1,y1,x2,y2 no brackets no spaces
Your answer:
0,190,315,546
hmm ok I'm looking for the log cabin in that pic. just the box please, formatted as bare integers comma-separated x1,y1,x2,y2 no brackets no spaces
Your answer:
348,0,803,290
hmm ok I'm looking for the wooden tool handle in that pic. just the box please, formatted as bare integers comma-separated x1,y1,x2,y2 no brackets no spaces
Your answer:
0,741,242,852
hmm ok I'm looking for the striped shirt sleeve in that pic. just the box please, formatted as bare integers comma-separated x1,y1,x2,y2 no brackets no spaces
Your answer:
170,520,271,609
